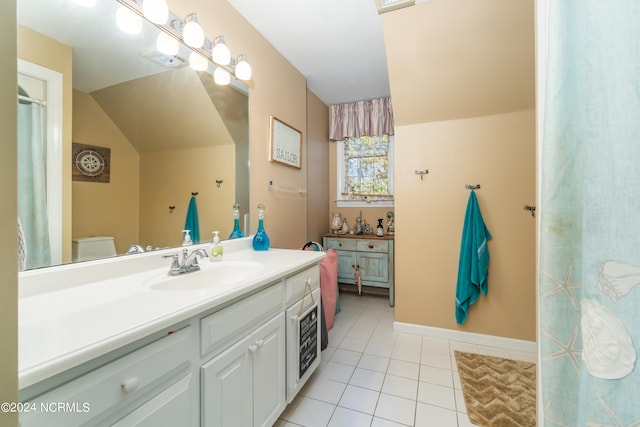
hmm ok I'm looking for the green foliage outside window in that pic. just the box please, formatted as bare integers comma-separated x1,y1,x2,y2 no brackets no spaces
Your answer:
343,135,391,196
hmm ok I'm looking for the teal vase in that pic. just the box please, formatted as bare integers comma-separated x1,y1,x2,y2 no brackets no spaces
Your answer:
228,204,244,239
252,203,270,251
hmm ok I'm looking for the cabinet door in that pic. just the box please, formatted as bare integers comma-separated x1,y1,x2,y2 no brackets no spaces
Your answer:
336,250,357,283
201,335,253,427
111,374,194,427
251,313,286,427
357,252,389,286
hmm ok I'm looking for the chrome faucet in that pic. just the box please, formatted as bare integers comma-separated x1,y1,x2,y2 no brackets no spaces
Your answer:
127,244,145,254
164,248,209,276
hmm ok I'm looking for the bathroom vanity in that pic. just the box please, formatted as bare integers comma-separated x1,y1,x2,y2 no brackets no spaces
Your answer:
18,238,324,427
323,234,395,306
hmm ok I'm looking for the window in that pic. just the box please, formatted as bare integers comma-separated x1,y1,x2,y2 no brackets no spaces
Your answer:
336,135,394,208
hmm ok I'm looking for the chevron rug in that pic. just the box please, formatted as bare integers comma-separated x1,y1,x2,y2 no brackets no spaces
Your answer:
455,351,536,427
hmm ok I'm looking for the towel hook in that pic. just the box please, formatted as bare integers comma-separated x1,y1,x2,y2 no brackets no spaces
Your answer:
191,192,198,196
523,205,536,217
465,184,481,190
415,170,429,180
215,180,223,188
168,205,175,213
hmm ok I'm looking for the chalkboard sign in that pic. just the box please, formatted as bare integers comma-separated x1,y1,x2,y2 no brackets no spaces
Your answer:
298,304,319,379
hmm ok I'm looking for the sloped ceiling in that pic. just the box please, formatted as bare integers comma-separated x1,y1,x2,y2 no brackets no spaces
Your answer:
90,67,244,153
382,0,535,126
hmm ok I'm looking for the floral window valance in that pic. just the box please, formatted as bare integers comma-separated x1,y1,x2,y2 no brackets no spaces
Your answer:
329,97,394,141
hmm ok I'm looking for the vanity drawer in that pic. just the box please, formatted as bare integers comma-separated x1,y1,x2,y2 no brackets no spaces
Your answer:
21,327,192,427
285,265,320,306
201,282,284,358
324,237,357,251
356,239,389,253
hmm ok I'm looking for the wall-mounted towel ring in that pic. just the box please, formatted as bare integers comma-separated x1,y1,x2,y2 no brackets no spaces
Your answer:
523,205,536,217
215,180,223,188
415,170,429,180
169,205,175,213
465,184,481,190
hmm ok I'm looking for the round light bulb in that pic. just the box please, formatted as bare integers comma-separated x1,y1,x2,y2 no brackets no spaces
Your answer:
156,32,179,56
189,51,208,71
142,0,169,25
212,38,231,65
214,67,231,85
116,6,143,35
183,14,204,48
235,55,252,81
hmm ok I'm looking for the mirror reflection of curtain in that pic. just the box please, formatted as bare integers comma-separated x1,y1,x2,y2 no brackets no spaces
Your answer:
17,88,51,270
539,1,640,425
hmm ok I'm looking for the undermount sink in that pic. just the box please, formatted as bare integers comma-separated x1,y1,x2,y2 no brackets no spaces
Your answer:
146,261,265,291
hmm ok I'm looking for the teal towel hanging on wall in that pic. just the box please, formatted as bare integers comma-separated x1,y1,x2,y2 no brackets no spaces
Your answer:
184,195,200,244
455,190,491,324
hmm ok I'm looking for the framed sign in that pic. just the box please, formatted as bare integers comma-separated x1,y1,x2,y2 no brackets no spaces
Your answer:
269,116,302,169
72,142,110,183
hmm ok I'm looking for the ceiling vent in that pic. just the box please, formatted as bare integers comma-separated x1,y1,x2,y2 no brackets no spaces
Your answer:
141,50,186,68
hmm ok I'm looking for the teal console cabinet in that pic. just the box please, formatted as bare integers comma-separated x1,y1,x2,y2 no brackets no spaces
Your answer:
323,235,395,306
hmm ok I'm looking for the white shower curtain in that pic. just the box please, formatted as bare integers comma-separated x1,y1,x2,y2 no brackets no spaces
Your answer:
18,99,51,270
539,1,640,425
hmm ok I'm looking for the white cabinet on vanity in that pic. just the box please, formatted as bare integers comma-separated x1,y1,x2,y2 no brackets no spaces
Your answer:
18,242,323,427
200,283,286,427
20,327,195,427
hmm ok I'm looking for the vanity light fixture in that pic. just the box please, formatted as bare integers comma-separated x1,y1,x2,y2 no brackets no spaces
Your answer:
234,53,252,81
116,5,143,34
156,31,179,56
189,51,209,71
183,13,205,48
214,67,231,85
211,36,231,65
142,0,169,25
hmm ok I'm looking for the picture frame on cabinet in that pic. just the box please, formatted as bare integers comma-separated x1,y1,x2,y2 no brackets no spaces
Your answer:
269,116,302,169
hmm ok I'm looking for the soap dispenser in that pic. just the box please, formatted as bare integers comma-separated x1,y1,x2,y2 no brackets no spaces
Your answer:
182,229,192,246
252,203,270,251
210,231,223,261
228,203,244,239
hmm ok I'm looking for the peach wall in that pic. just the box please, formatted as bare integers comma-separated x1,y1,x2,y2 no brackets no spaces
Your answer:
17,26,73,263
71,90,140,255
139,145,236,248
168,0,309,249
394,110,536,341
0,1,18,424
306,90,330,243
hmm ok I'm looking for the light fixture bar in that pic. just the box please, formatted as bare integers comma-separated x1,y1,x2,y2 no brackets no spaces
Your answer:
115,0,246,80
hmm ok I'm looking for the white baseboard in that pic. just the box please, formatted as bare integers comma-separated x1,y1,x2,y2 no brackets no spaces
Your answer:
393,321,536,354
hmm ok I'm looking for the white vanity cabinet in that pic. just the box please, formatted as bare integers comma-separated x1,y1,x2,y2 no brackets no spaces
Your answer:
283,265,321,403
19,247,323,427
200,283,286,427
20,327,194,427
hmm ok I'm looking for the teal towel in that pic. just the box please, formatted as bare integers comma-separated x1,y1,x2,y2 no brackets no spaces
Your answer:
184,196,200,244
455,190,491,324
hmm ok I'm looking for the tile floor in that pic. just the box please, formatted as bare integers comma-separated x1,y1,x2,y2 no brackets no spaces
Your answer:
275,292,536,427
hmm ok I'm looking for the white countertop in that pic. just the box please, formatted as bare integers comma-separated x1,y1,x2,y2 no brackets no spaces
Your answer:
18,240,324,389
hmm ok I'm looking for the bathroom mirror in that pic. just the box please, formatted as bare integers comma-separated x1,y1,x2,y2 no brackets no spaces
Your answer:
17,0,249,270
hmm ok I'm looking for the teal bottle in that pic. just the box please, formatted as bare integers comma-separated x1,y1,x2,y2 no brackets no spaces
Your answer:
252,203,270,251
228,204,244,239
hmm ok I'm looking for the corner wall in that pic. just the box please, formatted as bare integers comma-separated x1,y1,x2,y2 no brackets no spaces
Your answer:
168,0,309,249
306,90,330,243
394,110,536,341
1,2,18,425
